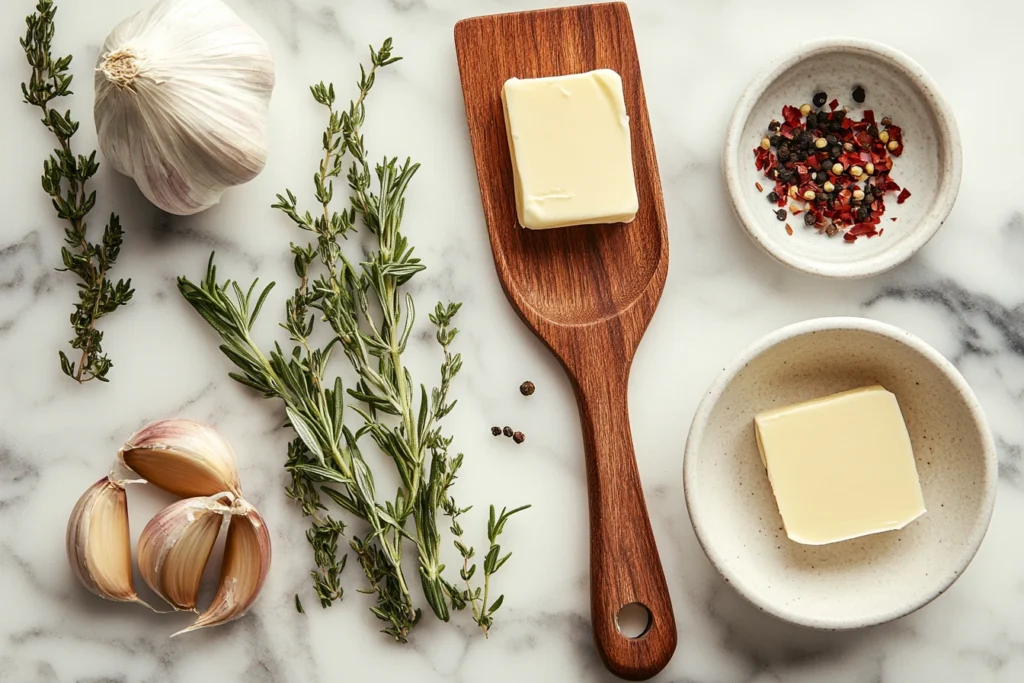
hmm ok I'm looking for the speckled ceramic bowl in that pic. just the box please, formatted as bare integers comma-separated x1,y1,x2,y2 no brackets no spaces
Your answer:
724,39,962,278
683,317,996,629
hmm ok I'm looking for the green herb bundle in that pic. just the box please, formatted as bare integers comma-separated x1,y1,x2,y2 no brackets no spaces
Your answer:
178,41,528,641
20,0,133,383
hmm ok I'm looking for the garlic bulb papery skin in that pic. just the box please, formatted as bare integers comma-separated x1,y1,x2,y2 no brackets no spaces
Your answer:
138,495,232,611
94,0,275,215
174,499,272,636
66,476,152,608
120,418,242,498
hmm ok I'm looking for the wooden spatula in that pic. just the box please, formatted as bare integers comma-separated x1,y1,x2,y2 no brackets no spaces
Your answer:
454,3,675,679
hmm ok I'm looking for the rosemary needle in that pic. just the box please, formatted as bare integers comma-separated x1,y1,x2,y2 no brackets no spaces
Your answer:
178,39,528,641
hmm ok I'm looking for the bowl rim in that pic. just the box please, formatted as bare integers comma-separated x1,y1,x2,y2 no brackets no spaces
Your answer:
723,38,963,279
682,316,997,629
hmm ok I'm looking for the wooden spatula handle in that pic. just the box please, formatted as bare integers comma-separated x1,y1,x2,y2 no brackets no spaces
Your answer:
572,363,677,680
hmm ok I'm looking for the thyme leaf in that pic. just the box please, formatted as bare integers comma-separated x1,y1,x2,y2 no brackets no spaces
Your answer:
20,0,133,383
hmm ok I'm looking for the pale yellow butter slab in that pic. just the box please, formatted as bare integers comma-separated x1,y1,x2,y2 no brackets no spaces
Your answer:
754,385,926,545
501,69,638,230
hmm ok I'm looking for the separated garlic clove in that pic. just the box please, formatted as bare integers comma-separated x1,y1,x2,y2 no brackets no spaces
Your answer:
120,419,242,498
174,500,271,635
138,495,232,611
66,477,150,607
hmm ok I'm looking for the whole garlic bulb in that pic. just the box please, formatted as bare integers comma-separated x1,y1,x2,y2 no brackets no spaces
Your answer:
94,0,275,215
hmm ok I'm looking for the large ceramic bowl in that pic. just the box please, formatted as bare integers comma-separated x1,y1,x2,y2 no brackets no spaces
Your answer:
724,39,962,278
683,317,996,629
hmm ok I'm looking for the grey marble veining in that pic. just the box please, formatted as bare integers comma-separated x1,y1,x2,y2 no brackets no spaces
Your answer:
2,0,1024,681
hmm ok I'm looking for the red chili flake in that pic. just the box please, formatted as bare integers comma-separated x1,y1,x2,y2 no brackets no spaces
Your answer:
848,223,878,237
756,182,764,192
785,224,794,235
891,217,898,222
843,232,857,242
897,188,911,204
829,98,839,111
863,110,875,124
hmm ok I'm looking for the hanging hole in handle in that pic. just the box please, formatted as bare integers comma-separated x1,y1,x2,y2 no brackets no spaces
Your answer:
615,602,652,639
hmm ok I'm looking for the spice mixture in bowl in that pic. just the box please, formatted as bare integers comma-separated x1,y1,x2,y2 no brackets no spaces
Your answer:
724,39,962,278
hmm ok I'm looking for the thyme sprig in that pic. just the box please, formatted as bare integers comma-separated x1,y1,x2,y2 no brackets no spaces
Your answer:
20,0,133,383
178,40,528,641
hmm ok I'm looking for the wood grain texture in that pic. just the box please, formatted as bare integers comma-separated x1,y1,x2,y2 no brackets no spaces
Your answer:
454,4,676,679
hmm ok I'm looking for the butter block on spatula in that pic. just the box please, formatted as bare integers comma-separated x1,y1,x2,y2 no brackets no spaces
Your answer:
501,69,638,230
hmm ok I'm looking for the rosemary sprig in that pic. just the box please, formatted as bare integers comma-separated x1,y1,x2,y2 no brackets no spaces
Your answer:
20,0,133,383
178,40,528,641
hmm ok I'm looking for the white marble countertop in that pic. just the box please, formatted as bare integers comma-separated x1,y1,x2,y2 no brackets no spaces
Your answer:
2,0,1024,681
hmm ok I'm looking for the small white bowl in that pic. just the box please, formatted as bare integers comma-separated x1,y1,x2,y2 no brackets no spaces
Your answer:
683,318,996,629
724,39,962,278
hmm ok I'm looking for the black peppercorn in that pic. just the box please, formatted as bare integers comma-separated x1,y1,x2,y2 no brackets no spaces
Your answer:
804,212,817,226
502,426,513,437
793,150,807,162
767,191,779,203
769,134,782,147
881,116,892,127
512,431,525,444
866,124,878,137
768,120,781,132
828,120,841,133
805,113,818,129
520,381,535,396
813,91,828,107
835,110,846,122
491,426,502,436
825,134,838,145
852,85,866,103
778,169,794,182
777,149,790,163
776,209,787,221
829,145,842,160
856,206,870,221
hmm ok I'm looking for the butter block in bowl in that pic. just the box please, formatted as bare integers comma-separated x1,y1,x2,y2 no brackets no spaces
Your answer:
501,69,638,230
683,317,997,629
754,385,926,546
